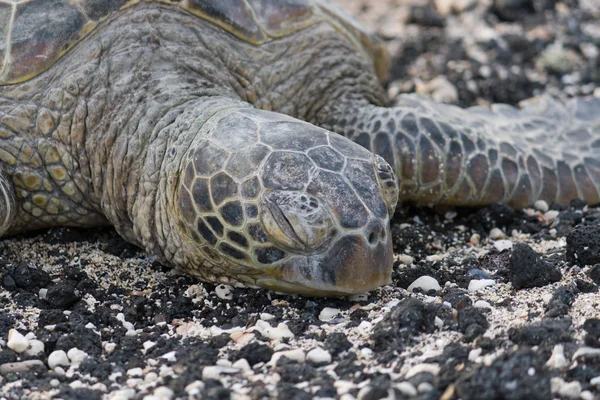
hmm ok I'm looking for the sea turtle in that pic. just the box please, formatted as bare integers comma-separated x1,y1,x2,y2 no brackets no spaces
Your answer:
0,1,598,296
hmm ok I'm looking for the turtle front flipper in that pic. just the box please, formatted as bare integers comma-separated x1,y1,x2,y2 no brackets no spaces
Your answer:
321,95,600,209
0,170,16,237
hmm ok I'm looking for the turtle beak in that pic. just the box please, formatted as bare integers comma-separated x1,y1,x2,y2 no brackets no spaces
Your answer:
256,230,393,297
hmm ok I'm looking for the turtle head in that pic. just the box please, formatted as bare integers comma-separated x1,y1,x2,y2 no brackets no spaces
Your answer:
176,109,398,296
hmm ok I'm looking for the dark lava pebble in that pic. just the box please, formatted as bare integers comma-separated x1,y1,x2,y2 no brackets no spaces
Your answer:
456,348,551,400
491,0,536,22
276,383,311,400
1,264,51,291
508,243,561,289
45,281,81,309
583,319,600,348
54,326,103,356
276,361,316,384
566,224,600,266
545,285,578,318
371,298,451,353
508,318,572,346
575,278,597,293
457,307,489,342
231,342,274,366
0,313,15,337
442,287,472,309
589,264,600,285
323,331,352,357
57,388,102,400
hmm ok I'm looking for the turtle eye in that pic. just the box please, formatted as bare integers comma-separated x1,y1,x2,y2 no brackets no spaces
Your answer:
374,155,399,216
260,191,335,251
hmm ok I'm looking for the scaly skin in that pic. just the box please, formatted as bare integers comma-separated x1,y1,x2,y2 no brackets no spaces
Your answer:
316,95,600,208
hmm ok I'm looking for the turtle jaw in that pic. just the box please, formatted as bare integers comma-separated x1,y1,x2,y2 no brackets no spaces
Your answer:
255,229,394,297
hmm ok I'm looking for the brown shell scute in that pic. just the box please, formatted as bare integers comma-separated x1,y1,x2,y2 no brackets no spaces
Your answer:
247,0,313,35
0,2,11,76
187,0,267,43
0,0,92,85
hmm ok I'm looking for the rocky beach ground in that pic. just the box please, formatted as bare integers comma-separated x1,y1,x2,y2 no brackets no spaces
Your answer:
1,0,600,399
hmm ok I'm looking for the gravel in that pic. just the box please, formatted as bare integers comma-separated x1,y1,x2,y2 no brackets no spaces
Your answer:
1,0,600,399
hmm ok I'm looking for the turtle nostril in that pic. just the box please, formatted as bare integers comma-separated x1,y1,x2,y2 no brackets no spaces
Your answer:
381,228,386,240
368,230,377,244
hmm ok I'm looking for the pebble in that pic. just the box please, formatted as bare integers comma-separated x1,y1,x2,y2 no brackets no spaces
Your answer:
493,240,513,252
259,312,275,321
534,200,549,212
551,377,581,399
473,300,492,309
319,307,341,322
566,224,600,266
7,329,29,353
232,358,251,372
145,372,159,382
24,339,45,356
109,388,135,400
306,347,332,365
143,340,157,352
415,76,458,104
0,360,46,375
572,347,600,361
468,279,496,292
435,0,476,15
395,381,418,397
153,386,175,400
201,366,240,380
104,342,116,354
349,294,370,303
509,243,561,289
127,367,143,377
434,316,444,329
405,363,440,378
253,320,294,340
407,276,441,292
185,381,205,396
418,382,434,393
92,381,108,390
581,391,595,400
67,348,88,364
215,284,234,300
269,349,305,366
489,228,506,239
48,350,70,369
544,210,560,221
127,378,143,387
398,254,414,265
468,348,482,362
590,264,600,284
546,345,568,369
159,351,177,362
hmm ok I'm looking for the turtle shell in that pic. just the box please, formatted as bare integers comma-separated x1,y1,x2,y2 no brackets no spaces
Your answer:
0,0,388,85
